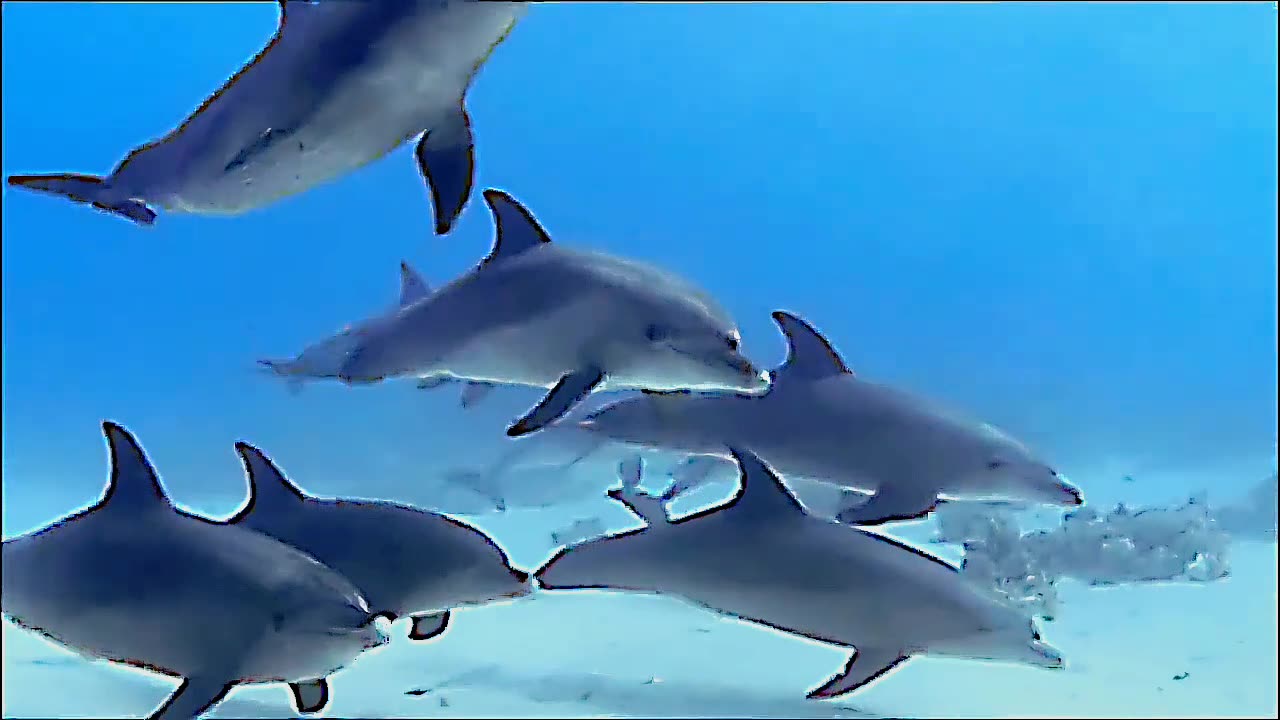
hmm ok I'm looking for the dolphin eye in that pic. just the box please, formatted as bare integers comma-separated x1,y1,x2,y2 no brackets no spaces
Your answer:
645,324,668,342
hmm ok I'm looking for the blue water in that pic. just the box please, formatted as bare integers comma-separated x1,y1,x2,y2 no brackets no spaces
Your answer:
1,2,1276,718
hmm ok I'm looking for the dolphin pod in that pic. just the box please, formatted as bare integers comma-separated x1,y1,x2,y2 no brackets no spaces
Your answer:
1,423,392,720
12,3,1259,719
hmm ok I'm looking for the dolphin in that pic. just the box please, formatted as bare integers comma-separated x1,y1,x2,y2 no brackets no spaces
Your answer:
258,259,493,405
323,189,770,437
5,0,525,233
0,422,389,720
534,447,1066,700
259,259,432,392
228,442,532,643
572,310,1083,525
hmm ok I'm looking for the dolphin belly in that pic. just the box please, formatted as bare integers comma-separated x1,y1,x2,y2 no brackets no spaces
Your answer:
161,1,525,214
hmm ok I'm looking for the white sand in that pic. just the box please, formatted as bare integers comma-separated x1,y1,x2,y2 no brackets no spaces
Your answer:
4,537,1274,719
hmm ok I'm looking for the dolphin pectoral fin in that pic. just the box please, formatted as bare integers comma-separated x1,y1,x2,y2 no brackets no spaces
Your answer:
407,610,452,642
506,368,605,438
459,381,495,409
147,676,235,720
806,649,909,699
834,484,940,526
223,126,296,173
416,103,475,235
6,173,157,226
288,678,330,715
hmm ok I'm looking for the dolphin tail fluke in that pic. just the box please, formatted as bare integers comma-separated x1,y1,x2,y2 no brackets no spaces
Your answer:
257,359,306,396
6,173,156,225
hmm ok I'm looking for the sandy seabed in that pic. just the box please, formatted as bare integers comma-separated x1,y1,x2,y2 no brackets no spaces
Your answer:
2,533,1274,719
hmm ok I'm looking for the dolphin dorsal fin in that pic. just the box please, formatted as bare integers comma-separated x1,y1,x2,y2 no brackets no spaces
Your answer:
480,189,552,266
724,446,807,521
398,260,432,306
233,442,308,518
769,310,853,385
100,421,171,511
617,455,644,491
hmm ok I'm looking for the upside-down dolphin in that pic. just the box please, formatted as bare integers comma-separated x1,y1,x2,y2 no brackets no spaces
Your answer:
573,310,1082,524
6,0,525,233
319,189,769,436
229,442,532,643
1,422,389,720
535,447,1066,699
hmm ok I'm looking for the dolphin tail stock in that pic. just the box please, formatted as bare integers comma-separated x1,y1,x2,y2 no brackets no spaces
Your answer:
256,359,306,396
6,173,156,225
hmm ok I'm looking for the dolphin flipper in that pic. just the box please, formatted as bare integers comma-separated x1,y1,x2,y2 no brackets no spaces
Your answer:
459,381,495,408
415,103,475,235
806,648,909,699
835,483,940,526
288,678,330,715
6,174,157,226
506,368,605,438
148,676,235,720
407,610,451,642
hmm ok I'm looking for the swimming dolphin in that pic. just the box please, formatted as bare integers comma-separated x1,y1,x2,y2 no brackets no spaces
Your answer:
328,189,770,437
6,0,525,233
1,422,389,720
572,310,1083,525
259,260,432,392
534,447,1065,699
258,259,492,406
228,442,532,643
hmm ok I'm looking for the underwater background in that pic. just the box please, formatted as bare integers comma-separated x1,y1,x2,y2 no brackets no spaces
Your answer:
1,2,1276,718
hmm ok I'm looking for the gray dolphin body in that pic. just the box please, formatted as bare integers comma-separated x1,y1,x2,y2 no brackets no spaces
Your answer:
573,311,1083,525
535,448,1065,700
259,260,432,392
1,422,389,720
257,258,494,405
228,443,532,644
320,189,770,437
6,0,524,233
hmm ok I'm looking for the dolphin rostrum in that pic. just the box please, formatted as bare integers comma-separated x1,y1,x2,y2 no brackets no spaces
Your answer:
573,310,1083,525
312,188,770,436
534,447,1066,699
229,442,532,643
1,422,389,720
6,0,525,233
